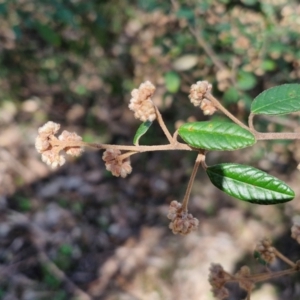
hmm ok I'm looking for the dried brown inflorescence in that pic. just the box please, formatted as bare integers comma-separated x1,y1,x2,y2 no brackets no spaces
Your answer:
189,80,217,115
35,121,84,169
102,149,132,178
58,130,84,157
129,81,157,122
255,238,276,264
235,266,254,293
208,263,230,300
167,200,199,235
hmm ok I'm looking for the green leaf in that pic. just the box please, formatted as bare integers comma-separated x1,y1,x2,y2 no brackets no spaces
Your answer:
133,121,152,145
223,87,239,104
254,251,268,266
164,71,181,93
206,163,295,204
34,23,61,46
261,60,276,71
251,84,300,115
237,71,257,91
178,121,256,151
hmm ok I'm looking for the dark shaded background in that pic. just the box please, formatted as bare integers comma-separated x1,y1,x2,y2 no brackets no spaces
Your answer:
1,0,300,299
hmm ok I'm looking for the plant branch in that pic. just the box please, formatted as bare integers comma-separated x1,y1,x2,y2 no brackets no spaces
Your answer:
154,105,174,144
84,142,194,152
249,113,255,131
181,152,205,211
205,93,250,130
274,248,296,268
254,132,300,140
250,268,298,283
188,25,229,73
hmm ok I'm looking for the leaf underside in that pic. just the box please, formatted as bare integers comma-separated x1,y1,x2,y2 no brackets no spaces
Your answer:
178,121,256,151
251,84,300,115
206,163,295,204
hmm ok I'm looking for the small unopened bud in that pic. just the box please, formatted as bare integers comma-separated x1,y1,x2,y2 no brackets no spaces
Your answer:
200,98,217,115
35,121,84,169
102,149,132,178
129,81,156,122
255,238,276,264
208,264,230,299
167,200,199,235
236,266,254,292
189,80,212,106
58,130,84,157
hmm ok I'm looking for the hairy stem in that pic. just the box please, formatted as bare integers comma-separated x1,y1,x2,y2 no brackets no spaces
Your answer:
188,25,229,74
117,151,138,161
205,93,250,130
254,132,300,140
274,248,296,268
154,105,174,144
181,153,205,211
250,268,298,283
84,142,193,152
249,113,255,131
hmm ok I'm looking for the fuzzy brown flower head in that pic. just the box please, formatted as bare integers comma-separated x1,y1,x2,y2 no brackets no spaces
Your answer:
236,266,254,293
255,238,276,264
41,150,66,169
167,200,199,235
189,80,212,106
208,264,230,300
167,200,182,220
58,130,84,157
36,121,84,169
291,216,300,244
102,149,132,178
35,121,60,153
200,98,217,116
129,81,156,122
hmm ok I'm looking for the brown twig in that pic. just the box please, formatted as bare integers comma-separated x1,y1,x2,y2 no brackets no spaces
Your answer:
188,25,229,74
154,105,174,144
205,93,250,130
181,152,205,211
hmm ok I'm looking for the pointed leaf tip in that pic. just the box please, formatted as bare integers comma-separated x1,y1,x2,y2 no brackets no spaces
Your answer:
133,121,152,145
251,84,300,115
206,163,295,204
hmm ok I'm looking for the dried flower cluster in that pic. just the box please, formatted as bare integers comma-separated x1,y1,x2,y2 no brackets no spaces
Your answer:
208,264,230,300
255,238,276,264
189,81,217,115
167,200,199,235
102,149,132,178
129,81,157,122
235,266,254,293
35,121,84,169
291,216,300,244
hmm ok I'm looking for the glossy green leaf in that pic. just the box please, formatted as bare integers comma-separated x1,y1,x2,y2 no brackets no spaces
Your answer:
133,121,152,145
206,163,295,204
178,121,256,151
251,84,300,115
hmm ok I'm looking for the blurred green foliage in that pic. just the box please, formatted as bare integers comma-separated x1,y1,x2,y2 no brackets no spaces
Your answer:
1,0,300,132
